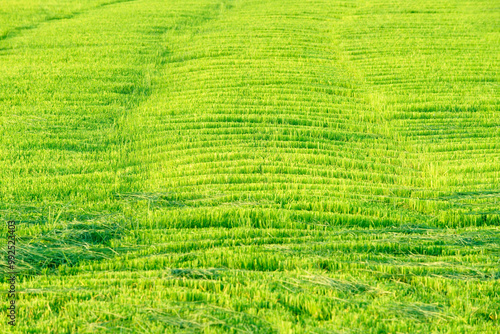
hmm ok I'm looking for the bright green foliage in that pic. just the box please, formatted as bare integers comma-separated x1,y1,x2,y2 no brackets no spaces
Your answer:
0,0,499,332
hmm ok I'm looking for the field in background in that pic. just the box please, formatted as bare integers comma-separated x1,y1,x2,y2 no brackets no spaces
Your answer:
0,0,499,332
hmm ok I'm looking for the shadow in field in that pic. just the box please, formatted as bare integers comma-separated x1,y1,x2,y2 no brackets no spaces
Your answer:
0,204,130,278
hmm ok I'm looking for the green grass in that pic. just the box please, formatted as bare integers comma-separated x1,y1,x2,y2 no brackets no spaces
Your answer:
0,0,499,332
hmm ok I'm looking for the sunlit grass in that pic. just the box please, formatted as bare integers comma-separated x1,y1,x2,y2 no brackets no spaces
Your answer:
0,0,499,332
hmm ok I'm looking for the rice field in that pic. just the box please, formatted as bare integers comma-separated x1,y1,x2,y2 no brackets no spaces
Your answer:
0,0,499,332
